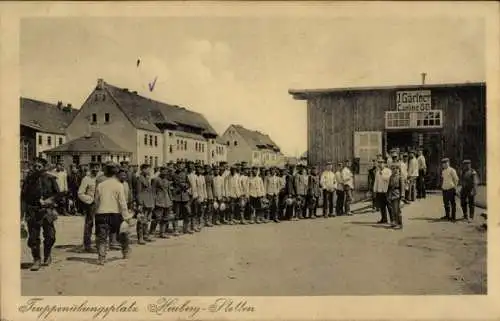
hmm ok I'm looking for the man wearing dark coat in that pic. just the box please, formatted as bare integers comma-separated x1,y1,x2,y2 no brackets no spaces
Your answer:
173,162,194,234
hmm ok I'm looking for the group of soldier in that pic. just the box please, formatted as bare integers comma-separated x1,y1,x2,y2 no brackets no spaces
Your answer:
20,147,479,270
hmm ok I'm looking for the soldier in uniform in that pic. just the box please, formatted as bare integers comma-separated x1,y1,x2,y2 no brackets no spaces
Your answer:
173,161,194,234
294,165,309,219
342,159,354,216
135,163,155,244
21,157,60,271
194,164,207,230
213,166,225,225
204,165,216,227
387,163,404,229
265,167,281,223
460,159,478,222
283,165,297,220
225,166,242,225
152,166,176,238
440,158,459,222
239,166,251,223
248,167,265,223
307,166,321,219
78,162,99,252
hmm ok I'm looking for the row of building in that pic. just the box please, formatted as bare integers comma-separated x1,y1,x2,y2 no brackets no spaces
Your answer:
21,78,287,171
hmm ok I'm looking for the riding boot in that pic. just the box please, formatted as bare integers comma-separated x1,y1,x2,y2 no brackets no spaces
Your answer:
43,244,52,266
137,223,146,245
30,246,42,271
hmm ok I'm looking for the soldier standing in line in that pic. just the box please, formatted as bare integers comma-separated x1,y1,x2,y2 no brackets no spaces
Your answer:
213,166,225,225
204,165,216,227
260,168,271,223
342,159,354,216
307,166,321,219
239,166,251,223
460,160,479,223
440,158,459,222
320,162,336,218
21,157,60,271
248,167,263,223
195,165,207,230
284,165,297,220
173,162,194,234
368,159,378,212
334,162,344,216
186,162,199,232
78,162,99,252
294,165,309,220
266,167,281,223
93,162,132,265
387,163,404,229
400,153,410,204
135,163,155,244
225,166,242,225
152,166,175,238
408,151,419,202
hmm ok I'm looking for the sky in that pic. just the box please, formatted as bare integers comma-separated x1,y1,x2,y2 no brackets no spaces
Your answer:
20,17,485,156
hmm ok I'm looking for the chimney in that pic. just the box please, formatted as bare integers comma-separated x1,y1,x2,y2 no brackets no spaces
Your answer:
421,73,427,85
57,101,63,109
97,78,104,89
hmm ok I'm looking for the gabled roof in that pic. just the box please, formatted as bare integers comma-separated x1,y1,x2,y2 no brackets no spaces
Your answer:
100,80,217,135
20,97,78,134
215,136,227,145
45,131,131,154
231,124,280,152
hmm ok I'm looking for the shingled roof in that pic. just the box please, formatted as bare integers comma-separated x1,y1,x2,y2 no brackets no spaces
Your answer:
21,97,78,134
232,125,281,152
45,131,131,154
101,80,217,136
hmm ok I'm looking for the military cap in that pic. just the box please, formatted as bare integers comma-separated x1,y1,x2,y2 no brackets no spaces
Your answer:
402,153,409,157
34,157,48,165
409,150,415,154
120,160,129,165
441,158,450,163
463,159,471,164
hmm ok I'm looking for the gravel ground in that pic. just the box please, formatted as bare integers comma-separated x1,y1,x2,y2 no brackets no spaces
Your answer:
21,194,486,296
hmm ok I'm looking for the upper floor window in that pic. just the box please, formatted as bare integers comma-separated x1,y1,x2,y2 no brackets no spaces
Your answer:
169,145,173,153
154,156,158,167
168,132,173,137
58,137,63,145
149,135,153,146
144,155,148,164
154,136,158,147
38,135,42,145
184,141,187,150
234,141,238,146
104,113,110,123
227,141,230,146
195,142,198,152
201,144,204,152
91,113,97,124
47,136,52,146
144,134,148,145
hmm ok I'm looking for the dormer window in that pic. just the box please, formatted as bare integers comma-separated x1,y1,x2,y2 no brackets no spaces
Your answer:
234,141,238,146
91,113,97,124
104,113,110,123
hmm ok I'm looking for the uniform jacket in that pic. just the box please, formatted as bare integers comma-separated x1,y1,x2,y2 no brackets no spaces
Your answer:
248,176,265,198
225,174,242,198
135,174,155,208
78,175,97,205
308,175,321,198
205,174,215,200
461,168,478,191
387,173,404,201
187,172,198,199
284,174,297,196
22,172,60,207
320,170,336,191
373,167,392,193
239,175,250,197
368,166,376,189
195,174,207,202
265,175,281,196
152,176,173,208
173,171,190,202
342,167,354,189
213,175,226,200
295,173,309,196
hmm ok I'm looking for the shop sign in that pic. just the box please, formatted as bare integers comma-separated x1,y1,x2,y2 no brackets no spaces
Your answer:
396,90,431,111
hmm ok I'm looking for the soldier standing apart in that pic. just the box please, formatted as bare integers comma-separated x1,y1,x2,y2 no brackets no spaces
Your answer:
21,158,60,271
204,165,216,227
342,160,354,216
320,162,336,218
152,166,175,238
408,151,419,202
387,163,404,229
136,163,155,244
417,149,427,199
78,163,99,252
373,159,392,224
368,160,377,212
460,160,479,223
93,162,131,265
294,165,309,219
440,158,459,222
307,166,321,219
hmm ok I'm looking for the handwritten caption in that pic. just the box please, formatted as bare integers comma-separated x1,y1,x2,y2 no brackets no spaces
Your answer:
18,298,138,319
148,297,256,318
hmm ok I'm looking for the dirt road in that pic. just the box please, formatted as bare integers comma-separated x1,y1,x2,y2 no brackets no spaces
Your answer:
21,194,486,295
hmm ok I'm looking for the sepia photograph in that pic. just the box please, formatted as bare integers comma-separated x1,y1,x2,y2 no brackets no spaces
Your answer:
1,2,498,320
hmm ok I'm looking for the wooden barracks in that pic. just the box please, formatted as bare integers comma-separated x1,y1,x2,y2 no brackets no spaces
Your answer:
289,80,486,189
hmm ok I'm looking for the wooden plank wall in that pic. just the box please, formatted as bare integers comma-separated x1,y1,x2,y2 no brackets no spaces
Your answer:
307,84,486,184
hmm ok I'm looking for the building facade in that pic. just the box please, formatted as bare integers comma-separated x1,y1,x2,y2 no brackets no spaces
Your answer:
65,78,225,166
289,82,486,189
20,97,77,171
221,124,285,167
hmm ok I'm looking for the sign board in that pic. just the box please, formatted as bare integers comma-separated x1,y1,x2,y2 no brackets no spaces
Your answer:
396,90,431,111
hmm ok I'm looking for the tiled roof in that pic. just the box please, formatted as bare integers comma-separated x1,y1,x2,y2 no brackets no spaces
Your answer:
171,130,206,141
45,131,131,154
102,81,217,135
232,125,280,151
20,97,78,134
215,136,226,145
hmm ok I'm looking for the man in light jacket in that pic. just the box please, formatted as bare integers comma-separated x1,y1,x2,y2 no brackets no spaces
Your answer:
320,162,336,218
440,158,459,222
342,159,354,216
408,151,419,202
373,159,392,224
78,163,100,252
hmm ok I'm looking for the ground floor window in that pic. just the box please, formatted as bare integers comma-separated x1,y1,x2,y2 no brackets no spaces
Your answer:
386,110,443,129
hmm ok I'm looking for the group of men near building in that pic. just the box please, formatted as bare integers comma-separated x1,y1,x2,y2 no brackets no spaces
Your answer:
367,148,479,229
20,149,479,270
